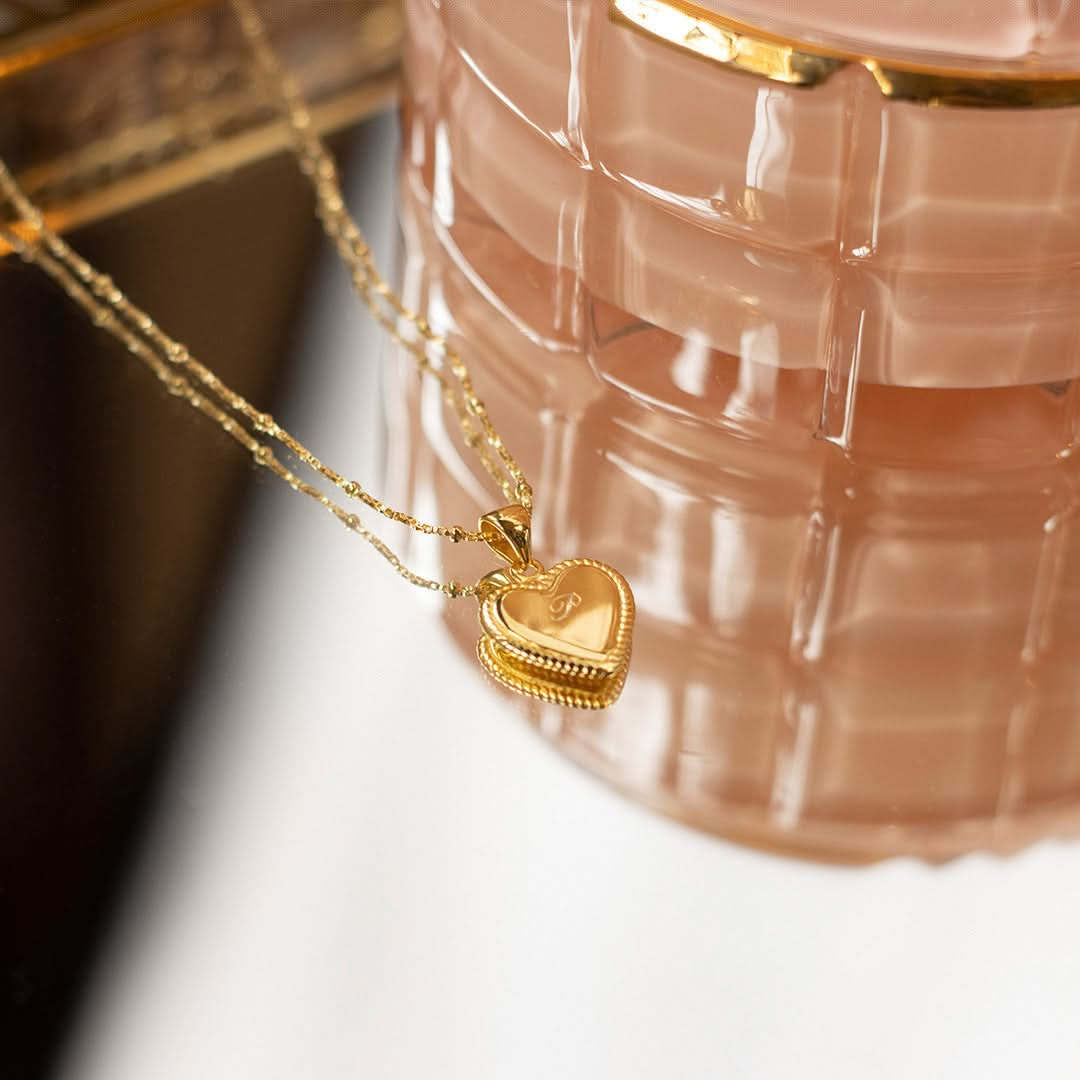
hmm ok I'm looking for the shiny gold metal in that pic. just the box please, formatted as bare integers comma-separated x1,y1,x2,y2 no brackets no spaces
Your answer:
0,0,635,706
479,505,533,569
477,559,635,710
610,0,1080,108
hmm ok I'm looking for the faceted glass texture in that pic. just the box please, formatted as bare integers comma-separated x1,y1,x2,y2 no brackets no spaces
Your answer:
399,0,1080,858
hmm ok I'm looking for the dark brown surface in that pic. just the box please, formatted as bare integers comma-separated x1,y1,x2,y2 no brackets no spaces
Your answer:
0,130,349,1078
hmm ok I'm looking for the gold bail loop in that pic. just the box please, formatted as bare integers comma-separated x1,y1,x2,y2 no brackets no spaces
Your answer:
479,504,532,569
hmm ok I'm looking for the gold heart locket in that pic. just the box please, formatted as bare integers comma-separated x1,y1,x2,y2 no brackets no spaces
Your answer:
475,507,635,709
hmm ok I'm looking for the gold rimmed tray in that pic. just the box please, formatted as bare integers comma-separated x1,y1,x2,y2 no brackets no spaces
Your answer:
0,0,403,248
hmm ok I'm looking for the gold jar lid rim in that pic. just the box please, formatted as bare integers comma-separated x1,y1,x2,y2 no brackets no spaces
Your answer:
611,0,1080,108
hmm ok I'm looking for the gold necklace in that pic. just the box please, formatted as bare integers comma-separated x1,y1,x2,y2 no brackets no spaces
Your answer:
0,0,634,710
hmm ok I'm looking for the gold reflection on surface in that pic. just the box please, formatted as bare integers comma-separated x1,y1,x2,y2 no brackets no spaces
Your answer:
610,0,1080,107
0,0,402,248
0,0,213,78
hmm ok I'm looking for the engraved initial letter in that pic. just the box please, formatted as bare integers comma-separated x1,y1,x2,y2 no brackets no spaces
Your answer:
549,591,583,622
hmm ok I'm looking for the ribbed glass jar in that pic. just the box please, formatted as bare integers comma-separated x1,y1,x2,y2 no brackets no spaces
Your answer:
396,0,1080,860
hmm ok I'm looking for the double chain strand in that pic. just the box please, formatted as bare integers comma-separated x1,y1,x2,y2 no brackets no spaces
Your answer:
0,0,534,600
231,0,532,514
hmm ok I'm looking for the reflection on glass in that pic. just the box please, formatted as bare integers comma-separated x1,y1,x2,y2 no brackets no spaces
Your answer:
390,155,1080,860
387,0,1080,861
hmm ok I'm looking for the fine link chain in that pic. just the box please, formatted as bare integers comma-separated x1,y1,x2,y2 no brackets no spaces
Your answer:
0,0,537,600
230,0,533,514
0,165,476,597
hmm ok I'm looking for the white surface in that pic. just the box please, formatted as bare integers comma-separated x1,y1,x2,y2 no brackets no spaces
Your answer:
60,117,1080,1080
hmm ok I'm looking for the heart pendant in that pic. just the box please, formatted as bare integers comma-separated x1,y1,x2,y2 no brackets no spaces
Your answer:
476,558,635,709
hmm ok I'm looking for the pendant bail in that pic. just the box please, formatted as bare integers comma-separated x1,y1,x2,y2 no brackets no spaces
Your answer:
479,504,533,569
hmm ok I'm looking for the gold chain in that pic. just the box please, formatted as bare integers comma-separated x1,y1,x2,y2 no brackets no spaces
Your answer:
0,0,534,600
231,0,532,512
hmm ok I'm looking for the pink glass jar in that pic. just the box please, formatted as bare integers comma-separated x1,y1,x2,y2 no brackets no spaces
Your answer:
396,0,1080,860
